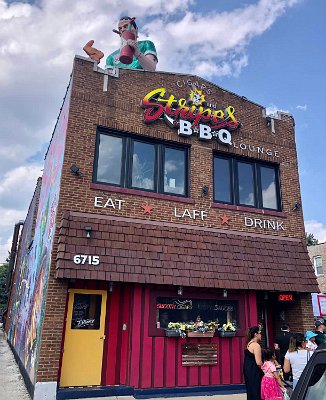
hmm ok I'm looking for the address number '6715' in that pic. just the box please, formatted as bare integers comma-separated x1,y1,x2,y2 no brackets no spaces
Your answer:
73,255,100,265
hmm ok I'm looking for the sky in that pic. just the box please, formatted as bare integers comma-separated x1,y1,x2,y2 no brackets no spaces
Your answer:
0,0,325,262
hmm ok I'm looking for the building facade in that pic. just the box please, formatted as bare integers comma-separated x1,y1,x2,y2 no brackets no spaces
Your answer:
5,56,318,400
308,243,326,293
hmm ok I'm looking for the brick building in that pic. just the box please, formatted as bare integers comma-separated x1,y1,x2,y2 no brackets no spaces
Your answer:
308,243,326,293
5,56,318,400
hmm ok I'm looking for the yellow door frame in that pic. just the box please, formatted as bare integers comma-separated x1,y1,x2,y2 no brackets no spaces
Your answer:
60,289,107,387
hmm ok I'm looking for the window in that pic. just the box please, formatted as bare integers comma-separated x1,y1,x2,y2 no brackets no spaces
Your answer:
94,131,188,196
156,297,238,329
314,256,323,276
214,154,281,211
305,364,326,399
71,293,102,330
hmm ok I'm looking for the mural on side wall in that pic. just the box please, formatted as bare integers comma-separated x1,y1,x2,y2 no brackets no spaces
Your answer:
7,82,72,383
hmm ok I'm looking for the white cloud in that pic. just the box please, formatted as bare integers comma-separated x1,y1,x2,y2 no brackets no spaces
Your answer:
305,220,326,243
296,104,307,111
0,165,42,210
0,0,301,261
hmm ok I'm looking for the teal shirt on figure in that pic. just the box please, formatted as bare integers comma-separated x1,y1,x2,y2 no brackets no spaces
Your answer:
105,40,157,70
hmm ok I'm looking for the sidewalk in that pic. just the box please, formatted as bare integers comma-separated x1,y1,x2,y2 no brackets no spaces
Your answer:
82,396,246,400
0,327,31,400
0,327,245,400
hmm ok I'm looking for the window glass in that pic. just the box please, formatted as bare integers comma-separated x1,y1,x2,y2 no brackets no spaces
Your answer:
132,141,155,190
164,148,186,195
305,364,326,400
237,162,255,206
156,297,237,329
97,135,122,185
71,294,102,330
214,157,231,203
314,256,323,275
260,166,278,209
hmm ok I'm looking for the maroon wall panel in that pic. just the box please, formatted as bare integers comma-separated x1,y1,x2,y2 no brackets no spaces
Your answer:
103,283,252,389
129,285,142,388
119,285,131,385
140,286,153,388
106,289,120,385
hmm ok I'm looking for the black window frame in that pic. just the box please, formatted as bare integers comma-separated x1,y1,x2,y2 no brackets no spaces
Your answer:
93,128,190,197
213,153,282,211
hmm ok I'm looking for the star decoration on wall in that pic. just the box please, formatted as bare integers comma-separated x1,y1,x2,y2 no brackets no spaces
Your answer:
141,204,154,214
221,214,230,225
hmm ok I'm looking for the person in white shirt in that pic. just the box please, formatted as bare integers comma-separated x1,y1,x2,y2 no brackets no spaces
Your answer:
305,330,318,351
284,333,310,390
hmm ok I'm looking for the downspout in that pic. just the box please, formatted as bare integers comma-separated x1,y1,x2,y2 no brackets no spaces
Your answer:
5,220,24,291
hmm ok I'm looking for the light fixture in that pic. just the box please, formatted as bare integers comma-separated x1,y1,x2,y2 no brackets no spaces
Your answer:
292,202,301,211
177,286,183,296
70,164,82,177
109,282,114,292
201,186,209,197
84,226,92,238
223,289,228,298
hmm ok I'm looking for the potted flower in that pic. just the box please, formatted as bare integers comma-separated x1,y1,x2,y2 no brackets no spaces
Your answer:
165,322,186,338
218,321,237,338
186,317,218,337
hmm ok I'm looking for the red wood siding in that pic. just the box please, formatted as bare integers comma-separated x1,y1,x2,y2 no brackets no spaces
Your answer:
100,283,257,389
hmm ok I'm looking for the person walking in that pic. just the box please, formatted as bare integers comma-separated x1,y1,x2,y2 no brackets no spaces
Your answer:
314,320,326,346
283,333,310,390
243,326,263,399
274,323,292,381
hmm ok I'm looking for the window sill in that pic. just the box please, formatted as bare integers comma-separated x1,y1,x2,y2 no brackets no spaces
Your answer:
90,183,195,204
211,202,287,217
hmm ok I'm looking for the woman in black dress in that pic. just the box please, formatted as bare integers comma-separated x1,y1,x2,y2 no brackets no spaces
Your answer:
243,326,263,399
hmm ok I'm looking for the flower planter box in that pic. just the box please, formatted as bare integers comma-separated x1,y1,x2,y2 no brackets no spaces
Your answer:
218,330,236,338
187,331,215,338
165,329,181,337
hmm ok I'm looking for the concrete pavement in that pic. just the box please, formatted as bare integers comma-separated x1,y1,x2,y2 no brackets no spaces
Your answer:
0,327,31,400
0,327,245,400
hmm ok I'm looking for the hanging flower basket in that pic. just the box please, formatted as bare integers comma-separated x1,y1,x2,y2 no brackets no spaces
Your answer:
187,330,215,338
165,329,181,337
218,330,236,338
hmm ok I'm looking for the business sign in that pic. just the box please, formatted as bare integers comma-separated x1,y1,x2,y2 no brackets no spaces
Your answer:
141,87,240,146
278,293,294,302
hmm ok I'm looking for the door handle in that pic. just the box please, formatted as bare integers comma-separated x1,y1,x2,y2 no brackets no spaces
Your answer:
100,335,106,340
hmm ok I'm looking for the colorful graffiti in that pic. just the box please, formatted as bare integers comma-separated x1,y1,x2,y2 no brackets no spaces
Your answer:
7,82,71,383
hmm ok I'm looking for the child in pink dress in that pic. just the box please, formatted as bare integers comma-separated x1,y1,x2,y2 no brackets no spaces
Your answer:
261,348,286,400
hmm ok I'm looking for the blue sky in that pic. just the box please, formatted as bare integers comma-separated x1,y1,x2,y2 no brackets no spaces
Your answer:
0,0,325,262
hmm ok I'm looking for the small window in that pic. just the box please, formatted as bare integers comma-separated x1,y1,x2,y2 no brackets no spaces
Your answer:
96,135,123,185
94,131,189,197
314,256,323,276
131,141,155,190
164,147,186,195
237,161,255,206
260,166,278,210
214,157,232,203
71,293,102,330
213,154,281,211
156,297,238,329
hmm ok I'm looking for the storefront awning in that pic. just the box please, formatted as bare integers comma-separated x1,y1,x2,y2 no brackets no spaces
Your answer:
55,211,318,292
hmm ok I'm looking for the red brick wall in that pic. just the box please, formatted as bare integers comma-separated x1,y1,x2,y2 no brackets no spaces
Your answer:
35,56,310,383
56,57,305,239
